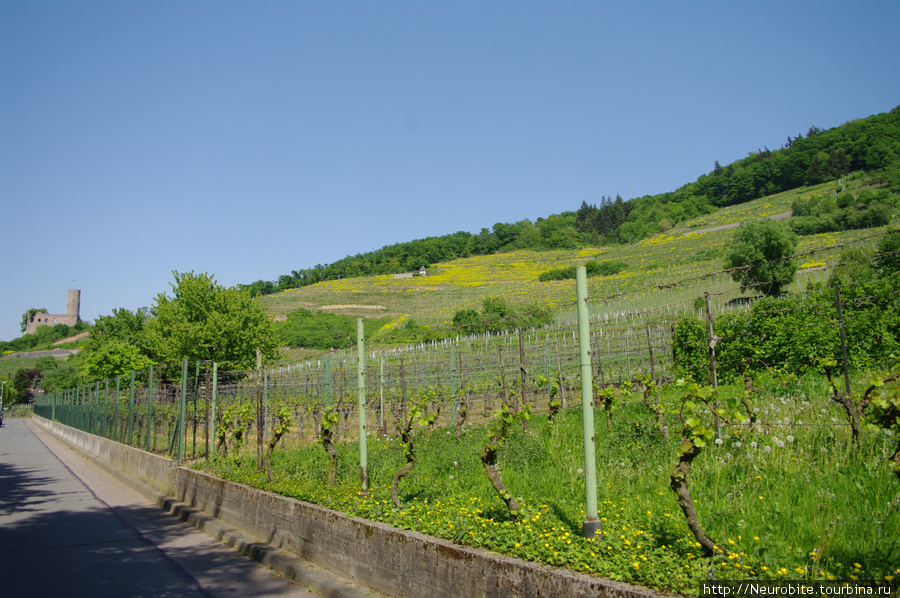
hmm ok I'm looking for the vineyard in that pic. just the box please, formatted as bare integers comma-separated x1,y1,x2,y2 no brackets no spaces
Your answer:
34,219,900,593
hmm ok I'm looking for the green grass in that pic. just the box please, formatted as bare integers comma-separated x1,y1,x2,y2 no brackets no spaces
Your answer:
196,371,900,595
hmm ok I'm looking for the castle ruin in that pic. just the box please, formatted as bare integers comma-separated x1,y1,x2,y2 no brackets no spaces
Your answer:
24,289,81,335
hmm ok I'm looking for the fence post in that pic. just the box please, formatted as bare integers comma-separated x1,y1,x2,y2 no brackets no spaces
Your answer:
146,366,154,452
357,318,368,495
576,266,600,539
703,292,721,440
194,361,200,458
379,356,385,435
450,345,458,428
178,358,188,463
518,329,527,408
128,371,135,446
103,379,109,439
256,348,263,471
210,362,218,461
325,354,332,408
834,284,852,397
114,375,120,441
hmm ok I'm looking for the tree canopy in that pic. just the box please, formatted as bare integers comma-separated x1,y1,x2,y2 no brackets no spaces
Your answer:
724,219,799,297
145,271,279,371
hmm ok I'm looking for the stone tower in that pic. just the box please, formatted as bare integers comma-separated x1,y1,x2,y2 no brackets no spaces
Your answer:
66,289,81,320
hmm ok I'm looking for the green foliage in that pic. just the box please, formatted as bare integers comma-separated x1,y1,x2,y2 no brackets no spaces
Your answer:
724,219,798,296
1,320,89,354
82,341,154,382
827,246,875,287
790,190,896,235
538,259,628,282
451,297,553,336
276,308,356,350
672,277,900,382
145,271,278,370
875,228,900,276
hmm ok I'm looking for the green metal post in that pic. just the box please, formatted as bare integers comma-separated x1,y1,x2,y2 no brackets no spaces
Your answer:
178,358,188,462
450,345,458,426
379,356,384,434
357,319,368,494
128,371,135,446
325,355,332,408
147,366,154,452
113,376,120,441
193,362,200,458
103,379,109,438
576,266,601,538
210,362,218,460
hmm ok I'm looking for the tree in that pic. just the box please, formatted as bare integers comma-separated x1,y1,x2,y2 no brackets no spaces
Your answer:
145,271,279,371
724,219,798,297
876,228,900,276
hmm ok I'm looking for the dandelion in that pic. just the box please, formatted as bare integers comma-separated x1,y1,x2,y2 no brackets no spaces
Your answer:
715,438,723,446
786,435,794,443
751,442,758,449
733,441,742,448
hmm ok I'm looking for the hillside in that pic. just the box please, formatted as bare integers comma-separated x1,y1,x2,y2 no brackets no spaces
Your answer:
262,176,896,349
249,105,900,297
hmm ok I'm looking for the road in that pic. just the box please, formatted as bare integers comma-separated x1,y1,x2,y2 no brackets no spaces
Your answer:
0,418,371,598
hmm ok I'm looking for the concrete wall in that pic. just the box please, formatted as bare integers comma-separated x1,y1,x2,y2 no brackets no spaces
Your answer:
32,415,667,598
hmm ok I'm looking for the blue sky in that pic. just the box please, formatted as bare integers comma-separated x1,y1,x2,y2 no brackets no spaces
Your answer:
1,0,898,342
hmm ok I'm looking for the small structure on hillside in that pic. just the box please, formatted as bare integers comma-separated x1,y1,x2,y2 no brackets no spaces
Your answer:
24,289,81,335
418,266,428,277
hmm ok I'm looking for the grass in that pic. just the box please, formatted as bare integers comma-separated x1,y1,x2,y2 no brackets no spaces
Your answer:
195,370,900,595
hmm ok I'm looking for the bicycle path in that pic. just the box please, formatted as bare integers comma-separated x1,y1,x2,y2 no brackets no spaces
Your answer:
0,418,374,598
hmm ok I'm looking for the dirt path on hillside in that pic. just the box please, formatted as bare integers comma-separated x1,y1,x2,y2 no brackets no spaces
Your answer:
680,211,792,236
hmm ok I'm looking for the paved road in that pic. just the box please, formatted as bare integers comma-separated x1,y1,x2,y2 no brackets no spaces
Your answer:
1,348,81,359
0,419,351,598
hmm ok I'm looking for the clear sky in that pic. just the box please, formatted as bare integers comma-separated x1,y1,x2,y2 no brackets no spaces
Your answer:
1,0,898,342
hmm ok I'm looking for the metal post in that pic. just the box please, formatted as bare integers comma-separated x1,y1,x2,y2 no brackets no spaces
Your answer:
128,371,135,446
576,267,600,538
325,355,332,408
379,356,384,434
256,349,263,471
114,375,120,442
450,345,458,426
146,366,154,451
103,379,109,439
193,362,200,458
357,319,368,494
178,358,188,462
211,362,218,460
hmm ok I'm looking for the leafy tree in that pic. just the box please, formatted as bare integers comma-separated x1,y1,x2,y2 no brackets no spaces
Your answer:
82,341,154,381
276,308,356,350
876,229,900,276
724,219,798,297
145,271,278,370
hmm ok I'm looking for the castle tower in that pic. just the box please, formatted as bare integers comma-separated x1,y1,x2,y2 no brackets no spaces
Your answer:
66,289,81,320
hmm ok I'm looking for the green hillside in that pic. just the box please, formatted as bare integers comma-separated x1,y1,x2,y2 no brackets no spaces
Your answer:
262,174,895,350
249,105,900,297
